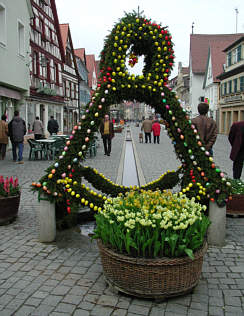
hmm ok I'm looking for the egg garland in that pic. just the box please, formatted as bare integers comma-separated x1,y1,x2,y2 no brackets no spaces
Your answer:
32,12,231,214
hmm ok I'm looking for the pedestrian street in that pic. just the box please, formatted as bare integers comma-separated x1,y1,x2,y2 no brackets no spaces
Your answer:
0,126,243,315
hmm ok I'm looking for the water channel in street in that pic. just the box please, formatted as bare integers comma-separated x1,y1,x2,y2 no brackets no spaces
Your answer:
122,127,139,187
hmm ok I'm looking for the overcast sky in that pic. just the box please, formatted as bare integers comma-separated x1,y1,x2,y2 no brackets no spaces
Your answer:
56,0,244,78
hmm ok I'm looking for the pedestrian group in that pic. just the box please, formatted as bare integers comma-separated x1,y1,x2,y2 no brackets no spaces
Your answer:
0,100,244,181
0,112,60,164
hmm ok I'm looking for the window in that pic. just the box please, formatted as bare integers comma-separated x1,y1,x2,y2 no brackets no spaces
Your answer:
233,49,237,64
234,78,238,93
228,80,232,94
32,16,36,29
227,51,232,66
66,51,72,67
0,4,6,45
208,64,212,79
240,76,244,92
70,82,72,98
63,80,66,96
49,28,52,41
74,83,76,99
33,51,39,75
221,84,224,96
224,82,227,95
39,53,47,78
237,45,242,62
46,59,50,82
54,63,59,84
66,80,70,97
40,19,46,40
18,21,25,56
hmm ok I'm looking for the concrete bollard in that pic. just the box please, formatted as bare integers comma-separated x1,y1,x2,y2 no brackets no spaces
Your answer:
38,199,56,242
207,202,226,247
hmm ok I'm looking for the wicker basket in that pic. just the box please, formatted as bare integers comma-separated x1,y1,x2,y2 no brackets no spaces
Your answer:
97,240,207,299
226,194,244,216
0,195,20,225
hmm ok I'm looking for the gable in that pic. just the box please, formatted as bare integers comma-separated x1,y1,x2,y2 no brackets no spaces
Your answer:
60,24,78,74
74,48,86,64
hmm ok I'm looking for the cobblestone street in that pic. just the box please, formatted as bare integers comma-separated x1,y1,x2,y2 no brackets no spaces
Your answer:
0,126,243,316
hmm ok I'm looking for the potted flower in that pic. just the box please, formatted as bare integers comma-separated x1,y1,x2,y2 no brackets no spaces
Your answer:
226,179,244,216
93,190,210,299
0,175,21,224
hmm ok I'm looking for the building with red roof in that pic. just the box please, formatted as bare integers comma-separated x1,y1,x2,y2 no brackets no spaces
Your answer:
189,33,244,118
74,48,86,64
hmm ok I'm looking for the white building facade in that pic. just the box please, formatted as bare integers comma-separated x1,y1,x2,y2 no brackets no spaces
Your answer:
0,0,33,120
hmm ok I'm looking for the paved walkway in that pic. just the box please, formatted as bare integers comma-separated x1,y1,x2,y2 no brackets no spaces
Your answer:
0,127,243,316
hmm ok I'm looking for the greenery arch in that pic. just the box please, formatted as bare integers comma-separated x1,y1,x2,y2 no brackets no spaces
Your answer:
32,12,231,220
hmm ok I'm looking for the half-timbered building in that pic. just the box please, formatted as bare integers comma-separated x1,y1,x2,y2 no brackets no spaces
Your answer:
59,23,79,133
28,0,65,134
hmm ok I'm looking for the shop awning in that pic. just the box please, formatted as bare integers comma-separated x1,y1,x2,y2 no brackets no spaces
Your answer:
0,86,22,100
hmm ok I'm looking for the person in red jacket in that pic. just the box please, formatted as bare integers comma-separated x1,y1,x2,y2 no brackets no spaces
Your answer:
152,119,161,144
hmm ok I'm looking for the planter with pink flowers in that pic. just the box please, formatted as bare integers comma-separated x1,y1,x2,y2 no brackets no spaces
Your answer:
0,176,21,225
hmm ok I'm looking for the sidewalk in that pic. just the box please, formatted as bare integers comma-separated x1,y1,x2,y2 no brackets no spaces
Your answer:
0,128,243,316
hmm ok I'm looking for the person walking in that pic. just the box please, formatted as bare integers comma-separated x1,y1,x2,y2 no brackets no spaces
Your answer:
8,110,26,164
152,119,161,144
47,116,59,135
0,114,8,160
100,114,114,156
141,117,152,143
32,116,44,140
228,121,244,179
191,102,217,156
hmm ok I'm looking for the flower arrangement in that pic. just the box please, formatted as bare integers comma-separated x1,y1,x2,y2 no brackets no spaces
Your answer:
94,190,210,260
0,175,20,198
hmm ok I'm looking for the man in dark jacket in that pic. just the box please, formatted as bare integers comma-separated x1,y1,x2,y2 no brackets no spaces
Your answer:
8,110,26,164
100,114,114,156
192,102,217,156
141,118,152,143
47,116,59,135
228,121,244,179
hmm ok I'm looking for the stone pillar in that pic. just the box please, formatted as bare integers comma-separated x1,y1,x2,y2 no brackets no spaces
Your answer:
38,200,56,242
208,202,226,247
